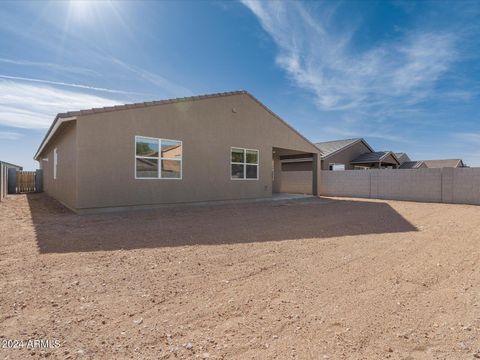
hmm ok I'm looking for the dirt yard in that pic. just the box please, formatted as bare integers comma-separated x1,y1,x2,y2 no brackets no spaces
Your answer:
1,194,479,359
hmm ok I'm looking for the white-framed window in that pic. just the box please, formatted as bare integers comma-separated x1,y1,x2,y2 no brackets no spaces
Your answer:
135,136,182,179
53,148,58,180
231,147,259,180
329,163,345,171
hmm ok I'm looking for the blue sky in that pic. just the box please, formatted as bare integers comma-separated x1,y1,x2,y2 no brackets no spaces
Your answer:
1,0,480,169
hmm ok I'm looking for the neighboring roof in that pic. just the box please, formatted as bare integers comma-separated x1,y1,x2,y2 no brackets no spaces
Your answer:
315,138,374,158
34,90,319,160
350,151,400,165
0,161,23,169
399,161,424,169
421,159,465,168
395,152,411,164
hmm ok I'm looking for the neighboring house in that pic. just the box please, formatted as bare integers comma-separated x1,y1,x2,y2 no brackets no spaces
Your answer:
399,159,466,169
281,138,373,171
395,152,411,165
398,161,427,169
349,151,401,169
0,161,23,202
34,91,322,213
316,138,375,170
282,138,400,170
421,159,466,168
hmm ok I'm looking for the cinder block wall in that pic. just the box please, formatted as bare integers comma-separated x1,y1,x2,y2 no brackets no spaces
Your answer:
320,170,371,198
451,168,480,205
278,171,313,194
320,168,480,205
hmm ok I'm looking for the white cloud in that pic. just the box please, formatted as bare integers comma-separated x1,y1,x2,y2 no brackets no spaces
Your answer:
453,132,480,143
241,1,459,111
0,74,144,95
0,57,99,77
108,57,193,98
0,80,121,128
0,131,23,140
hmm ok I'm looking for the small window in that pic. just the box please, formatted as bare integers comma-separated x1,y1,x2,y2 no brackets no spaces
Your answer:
231,147,259,180
329,163,345,171
135,136,182,179
53,148,57,180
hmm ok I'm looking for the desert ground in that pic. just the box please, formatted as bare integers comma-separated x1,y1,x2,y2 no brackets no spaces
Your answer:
1,193,480,359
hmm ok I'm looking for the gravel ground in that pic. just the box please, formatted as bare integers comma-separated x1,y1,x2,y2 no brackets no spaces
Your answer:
1,193,480,360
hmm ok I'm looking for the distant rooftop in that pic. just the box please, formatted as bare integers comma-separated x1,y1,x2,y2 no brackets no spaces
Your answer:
399,161,424,169
350,151,396,164
315,138,364,158
421,159,465,168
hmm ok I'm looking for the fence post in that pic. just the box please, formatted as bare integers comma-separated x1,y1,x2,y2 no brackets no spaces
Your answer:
35,169,43,192
7,168,17,194
441,168,454,204
312,153,320,196
370,170,378,199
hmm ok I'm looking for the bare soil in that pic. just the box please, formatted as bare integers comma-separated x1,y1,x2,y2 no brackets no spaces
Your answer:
1,193,480,359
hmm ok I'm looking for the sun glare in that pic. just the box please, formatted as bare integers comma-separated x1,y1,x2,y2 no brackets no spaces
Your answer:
68,0,115,22
69,0,93,17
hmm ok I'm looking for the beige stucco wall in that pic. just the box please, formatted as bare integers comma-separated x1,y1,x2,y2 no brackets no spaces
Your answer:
322,141,372,170
320,168,480,205
279,171,312,194
38,122,77,209
72,93,319,210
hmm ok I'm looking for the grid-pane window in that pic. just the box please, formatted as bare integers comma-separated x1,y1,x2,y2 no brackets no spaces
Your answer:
135,136,182,179
231,148,259,180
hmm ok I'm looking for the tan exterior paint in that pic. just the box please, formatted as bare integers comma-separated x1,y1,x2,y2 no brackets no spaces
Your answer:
37,93,320,212
322,140,372,170
39,122,77,210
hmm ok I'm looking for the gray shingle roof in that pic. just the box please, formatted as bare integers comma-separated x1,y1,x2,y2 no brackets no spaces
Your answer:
399,161,424,169
315,138,362,157
351,151,398,164
395,152,411,164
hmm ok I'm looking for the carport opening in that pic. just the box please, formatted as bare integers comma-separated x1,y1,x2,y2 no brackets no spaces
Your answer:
272,147,317,196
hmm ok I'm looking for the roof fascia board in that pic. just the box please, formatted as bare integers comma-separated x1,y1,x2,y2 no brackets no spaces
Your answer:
34,116,77,160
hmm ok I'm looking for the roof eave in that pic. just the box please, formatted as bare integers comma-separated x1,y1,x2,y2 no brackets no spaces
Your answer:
34,115,77,161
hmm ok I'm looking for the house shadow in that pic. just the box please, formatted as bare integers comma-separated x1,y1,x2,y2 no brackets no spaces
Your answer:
26,193,417,254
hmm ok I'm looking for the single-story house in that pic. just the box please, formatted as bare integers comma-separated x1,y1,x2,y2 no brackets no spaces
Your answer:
348,151,400,169
282,138,400,171
421,159,466,168
34,91,322,213
399,158,466,169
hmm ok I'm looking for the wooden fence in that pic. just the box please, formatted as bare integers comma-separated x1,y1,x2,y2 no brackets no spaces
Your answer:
16,171,37,193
